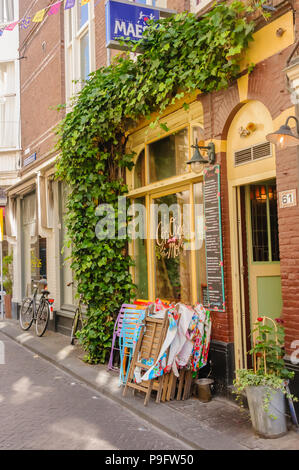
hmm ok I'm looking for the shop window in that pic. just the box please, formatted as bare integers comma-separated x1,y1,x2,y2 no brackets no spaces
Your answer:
60,183,76,306
130,122,206,304
153,190,192,303
194,182,207,304
22,192,37,295
131,196,148,299
250,183,279,262
148,128,189,183
134,149,145,189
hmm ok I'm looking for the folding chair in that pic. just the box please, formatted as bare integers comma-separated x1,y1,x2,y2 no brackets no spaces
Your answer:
119,307,146,385
108,304,140,371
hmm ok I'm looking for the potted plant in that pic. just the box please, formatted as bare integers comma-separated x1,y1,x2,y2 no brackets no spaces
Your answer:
234,316,297,438
3,254,13,319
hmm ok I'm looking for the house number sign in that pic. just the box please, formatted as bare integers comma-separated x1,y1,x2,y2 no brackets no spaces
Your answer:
279,189,297,209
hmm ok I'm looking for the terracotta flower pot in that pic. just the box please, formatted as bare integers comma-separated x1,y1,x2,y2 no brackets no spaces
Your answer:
4,294,12,318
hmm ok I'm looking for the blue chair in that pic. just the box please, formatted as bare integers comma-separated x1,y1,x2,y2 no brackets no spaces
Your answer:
119,308,146,385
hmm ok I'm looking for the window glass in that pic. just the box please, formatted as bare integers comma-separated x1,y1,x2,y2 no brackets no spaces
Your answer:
268,185,280,261
153,190,192,303
0,62,16,148
250,185,269,262
61,184,76,305
148,128,189,183
130,197,148,299
78,3,88,30
134,149,145,189
194,182,207,304
80,32,90,81
68,9,73,44
22,193,37,295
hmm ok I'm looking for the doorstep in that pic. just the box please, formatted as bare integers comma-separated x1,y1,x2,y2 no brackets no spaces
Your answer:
0,319,299,450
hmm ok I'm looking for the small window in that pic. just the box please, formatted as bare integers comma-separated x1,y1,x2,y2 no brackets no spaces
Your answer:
148,128,189,183
250,184,279,262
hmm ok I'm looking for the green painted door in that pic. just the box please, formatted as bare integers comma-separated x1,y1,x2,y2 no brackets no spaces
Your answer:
246,182,282,325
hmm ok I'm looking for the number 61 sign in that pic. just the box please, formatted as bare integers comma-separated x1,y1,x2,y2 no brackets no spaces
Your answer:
279,189,297,208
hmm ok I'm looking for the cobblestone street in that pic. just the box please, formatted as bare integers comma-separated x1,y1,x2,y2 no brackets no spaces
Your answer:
0,332,190,450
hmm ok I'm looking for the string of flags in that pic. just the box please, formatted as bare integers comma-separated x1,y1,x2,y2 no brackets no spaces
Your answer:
0,0,91,37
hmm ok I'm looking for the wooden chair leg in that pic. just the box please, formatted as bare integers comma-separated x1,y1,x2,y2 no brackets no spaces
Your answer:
177,369,185,400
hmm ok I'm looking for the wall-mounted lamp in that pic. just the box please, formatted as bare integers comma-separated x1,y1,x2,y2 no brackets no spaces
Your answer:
266,116,299,149
187,139,216,173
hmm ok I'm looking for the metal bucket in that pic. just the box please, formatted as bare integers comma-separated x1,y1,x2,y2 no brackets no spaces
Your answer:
246,386,287,438
193,378,214,402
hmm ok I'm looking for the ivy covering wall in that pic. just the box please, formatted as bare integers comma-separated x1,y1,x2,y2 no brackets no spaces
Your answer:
56,2,261,363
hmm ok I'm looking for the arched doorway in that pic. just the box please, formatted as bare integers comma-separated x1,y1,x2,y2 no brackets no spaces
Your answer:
226,100,282,369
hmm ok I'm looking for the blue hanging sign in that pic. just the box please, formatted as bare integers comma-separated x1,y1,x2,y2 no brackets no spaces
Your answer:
24,152,37,167
105,0,174,49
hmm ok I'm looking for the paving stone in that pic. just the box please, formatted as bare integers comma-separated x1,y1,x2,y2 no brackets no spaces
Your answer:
1,319,299,450
0,331,190,450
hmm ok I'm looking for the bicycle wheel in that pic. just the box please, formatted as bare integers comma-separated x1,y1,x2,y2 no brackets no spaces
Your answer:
70,309,80,345
19,297,34,331
35,300,50,337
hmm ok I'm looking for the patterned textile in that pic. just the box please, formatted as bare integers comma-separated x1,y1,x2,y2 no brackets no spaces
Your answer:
135,309,177,383
190,304,211,372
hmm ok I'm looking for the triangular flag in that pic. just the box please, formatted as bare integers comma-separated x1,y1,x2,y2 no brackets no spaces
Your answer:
48,2,62,15
5,21,18,31
19,16,31,30
32,9,46,22
65,0,76,9
81,0,90,5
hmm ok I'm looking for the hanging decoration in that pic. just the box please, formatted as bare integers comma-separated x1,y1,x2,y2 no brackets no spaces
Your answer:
32,9,46,23
48,2,63,15
0,0,88,38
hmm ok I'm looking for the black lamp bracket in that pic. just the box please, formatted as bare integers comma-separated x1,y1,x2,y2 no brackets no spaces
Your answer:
193,142,216,164
285,116,299,135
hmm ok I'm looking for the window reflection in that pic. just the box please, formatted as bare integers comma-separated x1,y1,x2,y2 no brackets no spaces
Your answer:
154,191,192,303
134,149,145,189
149,128,189,183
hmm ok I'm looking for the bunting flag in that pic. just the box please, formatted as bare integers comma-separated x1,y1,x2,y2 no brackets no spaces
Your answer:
32,9,46,23
48,1,62,16
1,0,80,37
5,21,18,31
81,0,90,4
19,16,31,30
65,0,76,9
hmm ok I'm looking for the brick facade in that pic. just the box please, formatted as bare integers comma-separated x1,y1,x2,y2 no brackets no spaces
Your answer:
19,0,65,170
6,0,299,385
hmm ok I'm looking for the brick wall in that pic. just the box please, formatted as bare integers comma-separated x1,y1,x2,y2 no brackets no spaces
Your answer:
19,0,65,169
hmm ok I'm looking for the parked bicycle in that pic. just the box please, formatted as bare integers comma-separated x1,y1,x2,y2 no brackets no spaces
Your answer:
68,281,84,345
19,279,52,337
